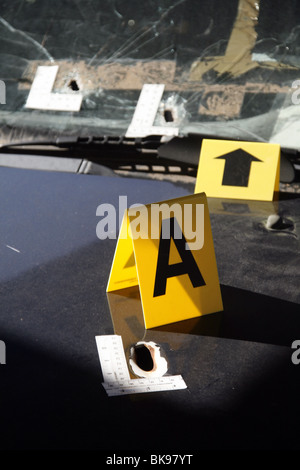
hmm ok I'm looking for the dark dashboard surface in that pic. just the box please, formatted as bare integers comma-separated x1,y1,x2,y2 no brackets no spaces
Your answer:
0,165,299,451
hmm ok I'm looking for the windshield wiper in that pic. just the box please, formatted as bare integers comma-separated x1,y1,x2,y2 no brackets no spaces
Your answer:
0,134,197,178
0,133,298,183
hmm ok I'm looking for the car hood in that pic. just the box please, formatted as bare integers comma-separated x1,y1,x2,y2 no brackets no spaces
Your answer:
0,165,299,450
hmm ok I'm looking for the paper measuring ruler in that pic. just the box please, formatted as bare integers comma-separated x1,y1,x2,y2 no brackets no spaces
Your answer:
95,335,187,396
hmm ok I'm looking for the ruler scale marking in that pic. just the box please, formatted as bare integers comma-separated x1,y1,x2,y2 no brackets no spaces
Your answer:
95,335,187,396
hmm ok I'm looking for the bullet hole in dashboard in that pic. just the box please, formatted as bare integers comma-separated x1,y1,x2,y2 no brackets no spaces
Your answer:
133,343,154,371
129,341,168,378
255,213,296,238
266,214,294,231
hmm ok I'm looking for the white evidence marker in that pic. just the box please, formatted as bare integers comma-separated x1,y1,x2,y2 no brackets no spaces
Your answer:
125,84,179,138
25,65,83,112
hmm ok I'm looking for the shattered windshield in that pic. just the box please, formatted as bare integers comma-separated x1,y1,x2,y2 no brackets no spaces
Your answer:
1,0,300,150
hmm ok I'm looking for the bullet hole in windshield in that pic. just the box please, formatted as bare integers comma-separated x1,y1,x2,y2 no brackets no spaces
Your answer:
68,79,79,91
164,109,174,122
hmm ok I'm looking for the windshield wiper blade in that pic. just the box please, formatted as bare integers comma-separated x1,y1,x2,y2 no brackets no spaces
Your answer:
0,134,162,150
0,134,198,177
0,133,299,183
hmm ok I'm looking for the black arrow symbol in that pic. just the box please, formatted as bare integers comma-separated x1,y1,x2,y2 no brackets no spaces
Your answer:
215,148,262,187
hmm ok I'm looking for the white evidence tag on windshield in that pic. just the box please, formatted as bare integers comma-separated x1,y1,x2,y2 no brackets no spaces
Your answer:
25,65,83,112
126,84,179,138
95,335,187,396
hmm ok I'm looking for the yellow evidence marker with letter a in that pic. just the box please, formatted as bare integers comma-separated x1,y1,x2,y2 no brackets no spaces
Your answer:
106,192,223,329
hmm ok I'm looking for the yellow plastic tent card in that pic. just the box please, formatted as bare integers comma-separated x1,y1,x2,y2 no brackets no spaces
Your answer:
195,139,280,201
106,192,223,329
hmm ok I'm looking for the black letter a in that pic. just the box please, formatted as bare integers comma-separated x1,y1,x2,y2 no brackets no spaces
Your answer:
153,217,206,297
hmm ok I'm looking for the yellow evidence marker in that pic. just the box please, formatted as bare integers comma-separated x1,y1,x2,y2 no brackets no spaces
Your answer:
195,139,280,201
106,192,223,329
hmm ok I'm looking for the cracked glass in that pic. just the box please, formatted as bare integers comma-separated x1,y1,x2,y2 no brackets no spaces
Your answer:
0,0,300,150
